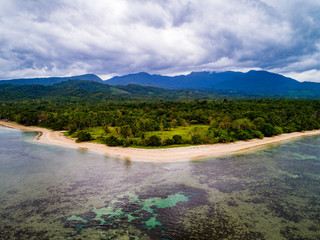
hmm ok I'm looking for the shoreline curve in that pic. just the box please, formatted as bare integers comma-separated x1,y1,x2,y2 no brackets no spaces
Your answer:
1,120,320,162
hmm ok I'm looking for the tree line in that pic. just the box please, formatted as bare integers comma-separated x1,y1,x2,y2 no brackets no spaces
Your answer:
1,99,320,147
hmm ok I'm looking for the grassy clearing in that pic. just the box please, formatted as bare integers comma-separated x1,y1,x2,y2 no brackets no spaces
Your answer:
82,124,210,142
64,124,210,147
144,125,209,141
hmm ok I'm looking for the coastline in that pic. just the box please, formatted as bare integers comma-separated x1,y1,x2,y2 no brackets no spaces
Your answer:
1,120,320,162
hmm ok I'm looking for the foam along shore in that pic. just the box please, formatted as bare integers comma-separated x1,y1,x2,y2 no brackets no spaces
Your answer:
1,120,320,162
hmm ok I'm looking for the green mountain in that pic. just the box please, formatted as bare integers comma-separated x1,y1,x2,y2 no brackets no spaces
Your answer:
106,71,244,89
106,70,320,98
213,71,300,94
0,74,103,86
0,80,213,101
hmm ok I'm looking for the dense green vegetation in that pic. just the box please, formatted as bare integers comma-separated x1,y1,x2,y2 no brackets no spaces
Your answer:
1,98,320,147
0,80,215,102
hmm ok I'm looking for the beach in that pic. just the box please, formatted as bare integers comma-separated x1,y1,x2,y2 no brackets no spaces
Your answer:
1,120,320,162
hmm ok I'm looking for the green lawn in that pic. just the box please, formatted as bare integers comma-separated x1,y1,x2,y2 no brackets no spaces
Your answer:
144,125,209,141
65,124,210,147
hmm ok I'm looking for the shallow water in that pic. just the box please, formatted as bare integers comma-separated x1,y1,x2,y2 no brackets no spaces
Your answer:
0,126,320,240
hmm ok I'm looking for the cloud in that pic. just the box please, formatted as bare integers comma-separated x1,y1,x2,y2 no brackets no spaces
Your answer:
0,0,319,81
285,70,320,83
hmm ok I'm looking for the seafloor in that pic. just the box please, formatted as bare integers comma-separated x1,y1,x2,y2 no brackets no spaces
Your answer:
0,126,319,239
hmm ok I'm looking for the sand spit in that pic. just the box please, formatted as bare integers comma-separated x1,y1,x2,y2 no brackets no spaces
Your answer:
1,120,320,162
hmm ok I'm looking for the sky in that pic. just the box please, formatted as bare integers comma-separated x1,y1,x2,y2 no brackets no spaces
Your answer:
0,0,319,82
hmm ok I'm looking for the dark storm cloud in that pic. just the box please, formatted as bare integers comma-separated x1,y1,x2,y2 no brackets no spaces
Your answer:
0,0,319,81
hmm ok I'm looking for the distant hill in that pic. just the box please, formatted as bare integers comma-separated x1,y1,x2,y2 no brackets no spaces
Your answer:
0,80,213,101
2,70,320,98
0,74,103,86
106,71,244,90
106,70,320,97
213,70,300,95
54,80,211,99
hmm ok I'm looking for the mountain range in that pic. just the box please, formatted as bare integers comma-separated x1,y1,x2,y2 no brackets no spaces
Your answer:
0,80,210,101
106,70,320,97
1,70,320,98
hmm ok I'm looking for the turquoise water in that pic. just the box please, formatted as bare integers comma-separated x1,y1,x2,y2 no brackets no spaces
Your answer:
0,126,320,239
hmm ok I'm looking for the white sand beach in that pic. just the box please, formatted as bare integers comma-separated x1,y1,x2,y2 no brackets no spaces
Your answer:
1,120,320,162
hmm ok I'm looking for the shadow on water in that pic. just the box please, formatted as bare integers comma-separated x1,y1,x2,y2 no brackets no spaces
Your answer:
0,128,320,239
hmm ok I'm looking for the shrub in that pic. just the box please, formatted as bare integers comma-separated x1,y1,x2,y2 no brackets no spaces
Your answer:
274,126,283,135
191,134,202,144
253,130,264,139
172,135,183,144
234,130,254,140
261,123,276,137
164,138,174,146
120,125,132,138
146,135,162,146
68,126,77,135
76,130,92,143
136,139,146,146
207,128,230,143
217,130,231,143
106,135,122,146
123,140,131,147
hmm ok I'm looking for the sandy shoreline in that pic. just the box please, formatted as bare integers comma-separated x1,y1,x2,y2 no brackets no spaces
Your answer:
1,120,320,162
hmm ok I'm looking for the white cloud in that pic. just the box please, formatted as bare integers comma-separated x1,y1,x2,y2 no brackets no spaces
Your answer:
0,0,319,80
284,70,320,83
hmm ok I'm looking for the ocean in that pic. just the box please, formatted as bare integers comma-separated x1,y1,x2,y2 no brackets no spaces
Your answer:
0,126,319,239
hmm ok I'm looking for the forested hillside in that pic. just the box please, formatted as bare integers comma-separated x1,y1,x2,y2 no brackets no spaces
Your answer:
0,74,103,85
0,80,214,102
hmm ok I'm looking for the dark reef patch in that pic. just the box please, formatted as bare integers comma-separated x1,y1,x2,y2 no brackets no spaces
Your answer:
63,184,209,239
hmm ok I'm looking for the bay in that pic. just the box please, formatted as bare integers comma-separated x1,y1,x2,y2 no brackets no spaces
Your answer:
0,126,320,239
